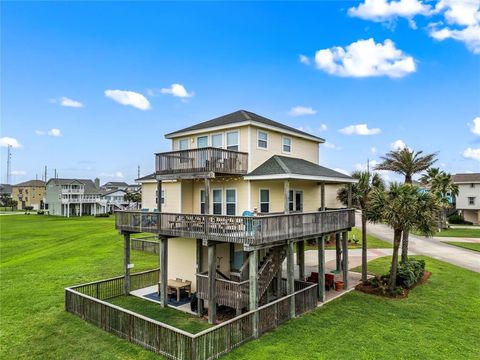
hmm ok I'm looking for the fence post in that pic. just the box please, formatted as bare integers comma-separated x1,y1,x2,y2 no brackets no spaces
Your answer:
124,232,131,295
286,241,295,318
249,249,259,338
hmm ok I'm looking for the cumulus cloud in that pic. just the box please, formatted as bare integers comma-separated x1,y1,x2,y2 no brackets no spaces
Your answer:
36,129,62,137
160,83,194,98
319,124,328,132
50,97,84,108
348,0,432,22
0,137,22,148
288,106,317,117
105,90,151,110
469,116,480,135
323,142,341,150
339,124,382,135
11,170,27,176
463,147,480,161
391,139,408,150
314,38,416,78
299,54,311,65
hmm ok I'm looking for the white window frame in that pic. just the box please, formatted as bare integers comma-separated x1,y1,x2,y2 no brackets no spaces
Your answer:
259,188,270,213
225,188,237,216
197,135,209,148
212,188,223,215
282,136,292,154
211,133,224,149
178,138,189,151
200,189,206,214
257,130,268,150
226,130,239,151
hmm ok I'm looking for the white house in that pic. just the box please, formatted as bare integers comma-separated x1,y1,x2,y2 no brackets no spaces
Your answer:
452,173,480,224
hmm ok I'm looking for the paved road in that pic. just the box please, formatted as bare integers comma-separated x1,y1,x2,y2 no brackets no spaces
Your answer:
355,212,480,273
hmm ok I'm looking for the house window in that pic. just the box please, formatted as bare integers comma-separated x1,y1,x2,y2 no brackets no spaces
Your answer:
226,189,236,216
471,183,475,188
200,190,205,214
260,189,270,213
257,131,268,149
212,134,223,148
213,189,222,215
178,139,189,150
282,137,292,153
468,197,475,205
288,190,304,212
289,190,294,212
226,131,239,151
197,136,208,148
155,189,165,205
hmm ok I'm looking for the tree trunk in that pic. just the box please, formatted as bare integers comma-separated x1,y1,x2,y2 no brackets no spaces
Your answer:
389,229,402,293
361,212,368,282
401,230,409,264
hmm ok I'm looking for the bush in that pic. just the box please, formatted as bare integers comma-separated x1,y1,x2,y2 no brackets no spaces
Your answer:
395,259,426,289
95,213,109,218
448,213,473,225
37,211,45,215
24,206,34,211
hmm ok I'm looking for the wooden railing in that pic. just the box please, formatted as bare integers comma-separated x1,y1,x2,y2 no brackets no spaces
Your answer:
196,273,249,310
156,147,248,176
131,237,160,254
116,209,355,245
66,270,317,360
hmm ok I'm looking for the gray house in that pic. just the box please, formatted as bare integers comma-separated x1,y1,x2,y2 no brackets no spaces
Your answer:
45,178,107,217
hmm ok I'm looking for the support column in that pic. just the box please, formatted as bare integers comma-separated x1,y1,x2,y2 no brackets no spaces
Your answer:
123,233,131,295
67,203,70,218
249,249,259,338
79,202,82,217
317,236,325,302
286,241,295,318
284,180,290,214
156,180,162,212
320,182,325,211
297,241,305,281
196,239,204,317
159,237,168,307
342,231,349,289
208,242,216,324
335,233,342,271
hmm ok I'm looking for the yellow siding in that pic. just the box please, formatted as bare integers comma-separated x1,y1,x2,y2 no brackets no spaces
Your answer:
140,181,181,212
167,237,198,291
171,126,249,153
324,184,343,208
11,185,46,210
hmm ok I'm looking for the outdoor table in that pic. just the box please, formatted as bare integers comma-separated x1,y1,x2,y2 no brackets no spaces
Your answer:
158,279,191,302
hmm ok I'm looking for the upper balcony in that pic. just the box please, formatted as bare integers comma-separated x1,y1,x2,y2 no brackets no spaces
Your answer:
115,209,355,247
61,188,84,194
155,147,248,179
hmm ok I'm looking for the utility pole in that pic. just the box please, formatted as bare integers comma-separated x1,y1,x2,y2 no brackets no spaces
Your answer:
137,165,140,179
44,165,47,182
6,145,12,184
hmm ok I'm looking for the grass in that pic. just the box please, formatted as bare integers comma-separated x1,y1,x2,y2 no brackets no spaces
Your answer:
433,228,480,238
225,256,480,359
108,296,210,333
443,241,480,252
305,227,391,250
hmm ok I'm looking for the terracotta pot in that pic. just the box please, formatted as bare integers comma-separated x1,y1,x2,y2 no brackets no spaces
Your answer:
335,281,344,291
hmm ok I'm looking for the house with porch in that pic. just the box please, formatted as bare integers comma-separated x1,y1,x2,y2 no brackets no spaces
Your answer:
67,110,358,359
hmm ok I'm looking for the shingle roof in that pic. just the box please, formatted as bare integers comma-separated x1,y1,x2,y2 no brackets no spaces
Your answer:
12,180,46,187
246,155,355,183
0,184,12,194
165,110,325,142
103,181,129,187
136,173,155,181
453,173,480,183
47,178,102,194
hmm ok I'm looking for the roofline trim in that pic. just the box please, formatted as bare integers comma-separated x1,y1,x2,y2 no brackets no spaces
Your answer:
244,173,358,183
165,120,325,143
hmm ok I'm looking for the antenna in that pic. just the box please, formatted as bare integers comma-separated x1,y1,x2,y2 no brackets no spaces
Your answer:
6,145,12,184
137,165,140,179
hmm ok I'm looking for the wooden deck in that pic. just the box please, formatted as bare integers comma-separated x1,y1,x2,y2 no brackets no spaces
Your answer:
115,209,355,245
156,147,248,178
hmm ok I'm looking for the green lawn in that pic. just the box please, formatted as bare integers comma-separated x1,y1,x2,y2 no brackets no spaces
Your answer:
443,241,480,252
434,228,480,238
108,296,210,333
306,227,391,250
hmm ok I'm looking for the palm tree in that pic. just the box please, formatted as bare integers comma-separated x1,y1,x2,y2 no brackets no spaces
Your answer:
338,171,385,282
375,148,437,263
421,168,459,229
367,183,439,292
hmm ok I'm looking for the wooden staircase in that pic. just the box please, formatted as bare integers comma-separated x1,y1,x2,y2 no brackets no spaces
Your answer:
257,247,286,299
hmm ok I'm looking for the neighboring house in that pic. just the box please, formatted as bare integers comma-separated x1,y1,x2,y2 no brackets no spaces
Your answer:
101,181,140,193
452,173,480,224
45,178,107,217
0,184,12,196
11,180,46,210
122,110,356,322
103,189,130,212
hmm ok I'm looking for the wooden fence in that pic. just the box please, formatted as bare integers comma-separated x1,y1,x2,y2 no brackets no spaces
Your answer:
131,237,160,254
65,271,318,360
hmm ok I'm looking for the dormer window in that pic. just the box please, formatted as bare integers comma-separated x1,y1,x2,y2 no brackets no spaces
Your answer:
257,130,268,149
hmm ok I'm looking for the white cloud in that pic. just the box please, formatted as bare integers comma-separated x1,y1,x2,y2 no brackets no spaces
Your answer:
35,130,46,135
371,146,378,154
48,128,62,137
314,38,416,78
160,83,194,98
105,90,151,110
391,139,407,150
463,147,480,161
100,171,125,179
288,106,317,117
333,168,350,175
319,124,328,132
435,0,480,27
50,97,84,108
299,54,311,65
11,170,26,176
348,0,432,22
0,137,22,148
339,124,381,135
469,116,480,135
324,142,341,150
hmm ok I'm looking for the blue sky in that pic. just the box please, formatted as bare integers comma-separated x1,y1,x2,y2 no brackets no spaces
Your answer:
1,1,479,184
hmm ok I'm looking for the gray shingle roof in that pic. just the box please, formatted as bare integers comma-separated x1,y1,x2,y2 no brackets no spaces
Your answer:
136,173,155,181
165,110,325,142
103,181,129,187
453,173,480,183
47,178,102,194
12,180,46,187
247,155,354,182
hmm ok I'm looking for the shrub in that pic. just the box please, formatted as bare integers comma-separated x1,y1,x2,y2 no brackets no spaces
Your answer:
395,259,426,289
95,213,109,218
24,206,34,211
37,211,45,215
448,213,472,225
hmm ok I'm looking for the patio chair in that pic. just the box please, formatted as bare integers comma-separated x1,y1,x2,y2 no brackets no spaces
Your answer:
325,274,335,291
176,278,183,282
306,272,319,283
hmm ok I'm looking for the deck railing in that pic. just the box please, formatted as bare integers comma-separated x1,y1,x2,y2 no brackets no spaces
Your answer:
155,147,248,176
116,209,355,245
65,271,317,360
196,273,250,310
